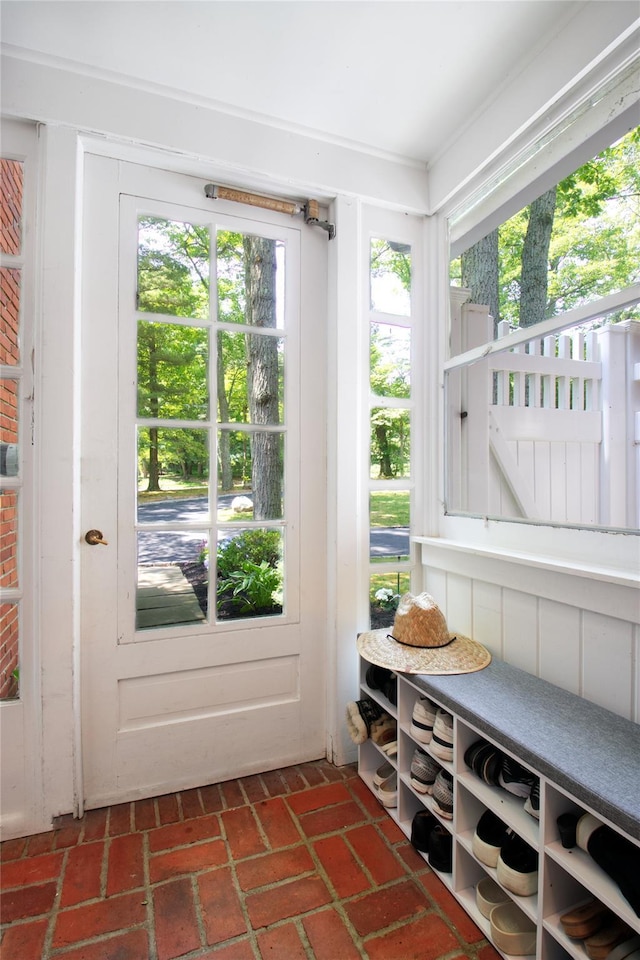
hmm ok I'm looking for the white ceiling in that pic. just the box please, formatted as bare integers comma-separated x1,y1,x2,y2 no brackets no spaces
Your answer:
0,0,589,164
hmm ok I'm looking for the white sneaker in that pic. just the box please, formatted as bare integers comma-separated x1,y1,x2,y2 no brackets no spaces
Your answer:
377,771,398,808
410,696,437,743
430,709,454,762
373,760,395,787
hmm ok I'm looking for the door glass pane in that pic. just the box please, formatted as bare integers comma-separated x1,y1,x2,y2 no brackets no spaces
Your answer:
137,427,209,518
370,490,410,563
216,527,283,621
137,217,210,319
218,430,284,520
136,531,208,628
137,322,209,420
370,238,411,316
370,407,411,479
0,268,21,365
0,602,19,699
0,159,23,255
217,231,285,327
370,322,411,398
217,331,284,424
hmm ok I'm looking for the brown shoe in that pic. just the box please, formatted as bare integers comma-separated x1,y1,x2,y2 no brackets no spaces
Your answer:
560,899,610,939
584,917,634,960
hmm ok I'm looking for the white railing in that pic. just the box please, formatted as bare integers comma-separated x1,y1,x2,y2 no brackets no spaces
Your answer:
447,299,640,529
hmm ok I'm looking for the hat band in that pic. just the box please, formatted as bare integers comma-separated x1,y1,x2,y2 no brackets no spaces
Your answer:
387,633,456,651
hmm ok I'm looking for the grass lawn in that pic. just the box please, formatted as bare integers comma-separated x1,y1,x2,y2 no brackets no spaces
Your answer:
369,490,409,526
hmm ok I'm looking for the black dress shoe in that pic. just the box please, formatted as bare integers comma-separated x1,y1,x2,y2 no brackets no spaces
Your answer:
410,810,438,853
428,823,453,872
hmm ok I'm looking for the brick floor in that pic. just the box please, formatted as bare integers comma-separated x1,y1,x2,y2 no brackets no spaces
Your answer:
0,760,502,960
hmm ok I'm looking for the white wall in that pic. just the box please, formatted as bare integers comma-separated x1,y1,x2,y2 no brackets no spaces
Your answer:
418,534,639,722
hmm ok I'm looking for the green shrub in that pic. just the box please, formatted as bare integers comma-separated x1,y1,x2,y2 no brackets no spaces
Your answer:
216,529,283,615
217,560,282,614
217,529,281,577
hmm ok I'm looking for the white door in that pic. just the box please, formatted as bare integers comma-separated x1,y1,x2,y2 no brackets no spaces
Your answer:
80,155,327,808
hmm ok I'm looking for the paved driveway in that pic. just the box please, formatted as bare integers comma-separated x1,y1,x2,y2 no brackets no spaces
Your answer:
137,496,409,563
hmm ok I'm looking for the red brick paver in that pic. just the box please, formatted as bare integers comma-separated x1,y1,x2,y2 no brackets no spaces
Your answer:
0,759,494,960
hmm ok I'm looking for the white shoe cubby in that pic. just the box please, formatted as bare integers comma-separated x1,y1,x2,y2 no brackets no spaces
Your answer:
357,656,640,959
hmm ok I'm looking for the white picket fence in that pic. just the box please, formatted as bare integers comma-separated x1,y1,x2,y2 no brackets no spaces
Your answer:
447,297,640,529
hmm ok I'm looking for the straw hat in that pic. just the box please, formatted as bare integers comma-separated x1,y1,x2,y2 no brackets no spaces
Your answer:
357,592,491,675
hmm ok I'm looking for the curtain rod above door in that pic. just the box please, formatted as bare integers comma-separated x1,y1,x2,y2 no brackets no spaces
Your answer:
204,183,335,239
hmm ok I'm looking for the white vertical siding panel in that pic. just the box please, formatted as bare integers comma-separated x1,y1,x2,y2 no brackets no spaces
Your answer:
533,442,551,520
424,567,448,608
503,590,538,675
419,544,637,721
539,599,581,694
445,573,473,637
582,612,634,717
550,443,567,523
581,443,598,526
565,442,582,524
472,580,504,660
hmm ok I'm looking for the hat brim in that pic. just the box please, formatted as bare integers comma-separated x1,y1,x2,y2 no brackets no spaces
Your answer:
356,628,491,675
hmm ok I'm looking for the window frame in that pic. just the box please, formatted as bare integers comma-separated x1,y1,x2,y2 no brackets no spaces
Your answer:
435,95,640,568
361,205,425,619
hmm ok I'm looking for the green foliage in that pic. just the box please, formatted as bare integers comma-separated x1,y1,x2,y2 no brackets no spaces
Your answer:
216,529,283,614
216,529,281,575
217,560,282,614
137,217,210,318
370,407,410,479
453,126,640,328
138,428,209,482
370,323,410,399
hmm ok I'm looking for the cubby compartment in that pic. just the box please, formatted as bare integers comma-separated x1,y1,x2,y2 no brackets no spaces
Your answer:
396,776,431,838
540,929,574,960
545,837,640,935
359,663,398,718
541,854,608,960
357,736,396,794
454,778,488,849
455,845,496,931
357,656,640,959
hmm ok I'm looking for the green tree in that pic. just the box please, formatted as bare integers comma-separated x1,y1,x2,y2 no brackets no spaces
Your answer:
137,218,210,490
455,126,640,329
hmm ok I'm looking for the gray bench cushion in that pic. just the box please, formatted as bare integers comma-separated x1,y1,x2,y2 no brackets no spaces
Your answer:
409,659,640,840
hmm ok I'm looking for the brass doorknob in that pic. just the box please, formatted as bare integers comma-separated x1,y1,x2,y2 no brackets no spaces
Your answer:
85,529,108,546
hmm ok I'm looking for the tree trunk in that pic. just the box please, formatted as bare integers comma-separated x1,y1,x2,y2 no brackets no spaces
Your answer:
243,236,281,520
520,187,557,327
461,230,500,335
375,424,393,478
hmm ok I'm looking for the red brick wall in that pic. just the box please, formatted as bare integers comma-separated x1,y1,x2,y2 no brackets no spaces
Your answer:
0,603,19,699
1,157,23,699
0,267,21,365
1,159,23,255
